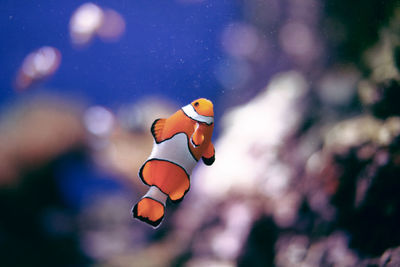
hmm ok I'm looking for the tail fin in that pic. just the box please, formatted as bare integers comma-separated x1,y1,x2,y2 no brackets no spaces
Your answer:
132,186,168,228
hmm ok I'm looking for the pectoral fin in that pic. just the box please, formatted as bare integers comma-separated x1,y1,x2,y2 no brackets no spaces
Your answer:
202,154,215,165
191,123,204,147
191,131,204,147
202,142,215,166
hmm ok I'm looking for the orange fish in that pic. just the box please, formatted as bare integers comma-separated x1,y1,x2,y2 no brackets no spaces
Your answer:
132,98,215,227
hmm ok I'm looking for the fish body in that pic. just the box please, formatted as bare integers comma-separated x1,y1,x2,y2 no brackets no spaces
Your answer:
132,98,215,227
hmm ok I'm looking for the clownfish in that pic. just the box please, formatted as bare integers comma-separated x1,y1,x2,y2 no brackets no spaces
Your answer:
132,98,215,227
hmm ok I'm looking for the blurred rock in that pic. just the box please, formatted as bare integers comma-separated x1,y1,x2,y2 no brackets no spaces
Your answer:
0,96,91,266
359,79,400,119
324,0,399,65
379,246,400,267
309,112,400,256
79,194,141,262
275,232,358,267
0,96,85,186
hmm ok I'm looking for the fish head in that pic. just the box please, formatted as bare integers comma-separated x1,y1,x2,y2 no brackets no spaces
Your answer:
191,98,214,117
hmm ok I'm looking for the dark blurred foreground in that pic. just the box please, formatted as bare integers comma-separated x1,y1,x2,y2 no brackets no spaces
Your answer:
2,0,400,267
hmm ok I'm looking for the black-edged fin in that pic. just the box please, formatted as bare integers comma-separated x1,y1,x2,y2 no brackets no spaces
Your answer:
151,118,166,143
168,184,190,204
132,201,164,228
202,154,215,166
169,196,184,204
138,161,149,186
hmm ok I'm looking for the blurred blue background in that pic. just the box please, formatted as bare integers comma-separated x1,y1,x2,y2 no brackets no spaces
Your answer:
0,0,238,106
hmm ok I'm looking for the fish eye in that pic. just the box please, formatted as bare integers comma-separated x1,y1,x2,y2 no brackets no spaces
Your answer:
194,102,199,107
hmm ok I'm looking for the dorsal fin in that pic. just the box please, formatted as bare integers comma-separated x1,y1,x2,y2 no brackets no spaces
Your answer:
151,118,166,143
